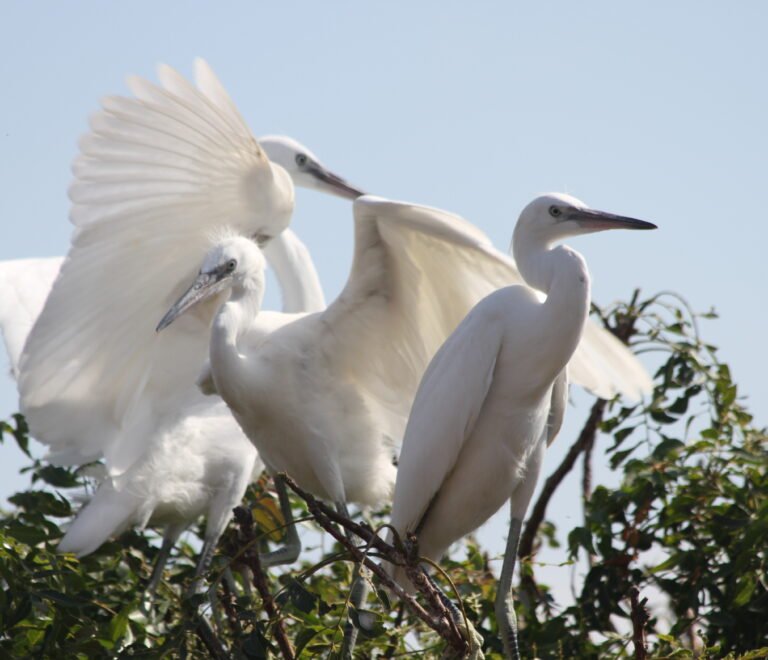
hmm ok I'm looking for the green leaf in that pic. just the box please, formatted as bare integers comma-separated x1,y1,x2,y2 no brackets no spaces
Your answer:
733,575,757,607
36,465,80,488
294,627,319,655
3,520,48,545
652,437,685,460
567,527,595,556
108,606,131,643
349,608,386,639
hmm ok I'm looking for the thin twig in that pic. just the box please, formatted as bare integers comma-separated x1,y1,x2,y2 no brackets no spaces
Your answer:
233,506,295,660
280,474,470,656
220,574,243,637
193,614,230,660
629,586,649,660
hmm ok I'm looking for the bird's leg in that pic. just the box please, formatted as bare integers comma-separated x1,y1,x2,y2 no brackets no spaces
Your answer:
187,534,219,597
145,535,176,600
258,474,302,568
423,572,484,660
142,523,187,611
495,516,523,660
335,501,372,659
239,565,254,599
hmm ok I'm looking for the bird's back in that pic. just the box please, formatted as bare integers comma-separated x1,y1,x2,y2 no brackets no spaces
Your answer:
219,311,396,507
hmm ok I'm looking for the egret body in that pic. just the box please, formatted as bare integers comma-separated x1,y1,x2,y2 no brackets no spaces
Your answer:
388,193,656,658
12,61,359,589
18,59,361,472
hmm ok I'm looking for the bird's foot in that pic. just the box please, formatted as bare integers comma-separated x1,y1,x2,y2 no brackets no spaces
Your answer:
440,619,485,659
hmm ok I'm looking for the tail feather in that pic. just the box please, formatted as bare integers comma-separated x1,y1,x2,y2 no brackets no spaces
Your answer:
58,482,141,557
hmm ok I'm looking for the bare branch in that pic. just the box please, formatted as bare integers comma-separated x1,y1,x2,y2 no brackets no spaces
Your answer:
233,506,295,660
193,614,230,660
280,473,470,656
629,586,649,660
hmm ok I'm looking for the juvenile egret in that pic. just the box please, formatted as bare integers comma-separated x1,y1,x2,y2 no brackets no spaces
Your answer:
18,58,360,475
387,194,656,659
0,257,265,592
11,60,361,589
157,194,655,651
159,193,656,546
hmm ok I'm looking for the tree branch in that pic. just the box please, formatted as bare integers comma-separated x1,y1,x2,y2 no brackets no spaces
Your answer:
233,506,295,660
629,586,649,660
193,614,230,660
280,474,470,656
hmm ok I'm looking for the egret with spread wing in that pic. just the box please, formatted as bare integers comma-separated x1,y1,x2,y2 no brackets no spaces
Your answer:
18,59,361,475
13,60,360,591
158,194,655,654
388,194,656,659
0,255,303,594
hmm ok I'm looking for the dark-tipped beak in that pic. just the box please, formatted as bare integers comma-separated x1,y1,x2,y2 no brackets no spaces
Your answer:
567,208,657,231
156,271,227,332
306,163,366,200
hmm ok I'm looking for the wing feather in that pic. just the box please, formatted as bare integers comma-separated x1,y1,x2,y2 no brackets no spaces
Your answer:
18,61,282,472
0,258,63,378
318,196,650,457
389,309,503,536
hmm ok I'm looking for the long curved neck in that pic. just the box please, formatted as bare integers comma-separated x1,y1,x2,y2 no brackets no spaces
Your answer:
514,233,592,370
262,228,326,313
210,280,264,388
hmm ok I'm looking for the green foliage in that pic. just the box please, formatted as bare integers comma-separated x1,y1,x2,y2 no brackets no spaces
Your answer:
0,292,766,658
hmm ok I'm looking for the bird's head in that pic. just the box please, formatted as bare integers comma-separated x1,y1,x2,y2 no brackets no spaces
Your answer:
514,193,657,247
156,236,265,332
259,135,365,200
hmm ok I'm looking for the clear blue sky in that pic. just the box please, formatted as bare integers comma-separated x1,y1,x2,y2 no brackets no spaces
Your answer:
1,2,765,586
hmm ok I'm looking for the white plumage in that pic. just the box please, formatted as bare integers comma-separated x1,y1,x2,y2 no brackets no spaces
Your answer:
11,60,357,583
18,59,357,476
0,257,63,378
160,195,654,513
387,193,656,659
0,257,262,584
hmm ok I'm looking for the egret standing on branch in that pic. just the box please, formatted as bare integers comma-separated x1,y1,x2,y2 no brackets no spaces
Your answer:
387,193,656,659
157,194,655,653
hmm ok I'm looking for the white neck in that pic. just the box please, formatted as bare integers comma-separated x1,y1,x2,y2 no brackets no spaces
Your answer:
262,229,326,313
210,278,264,389
513,232,592,372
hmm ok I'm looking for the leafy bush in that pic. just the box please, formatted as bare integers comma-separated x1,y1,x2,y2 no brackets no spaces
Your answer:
0,292,766,659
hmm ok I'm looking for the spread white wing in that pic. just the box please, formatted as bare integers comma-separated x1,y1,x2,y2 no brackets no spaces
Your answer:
0,258,63,378
316,196,650,452
17,59,286,472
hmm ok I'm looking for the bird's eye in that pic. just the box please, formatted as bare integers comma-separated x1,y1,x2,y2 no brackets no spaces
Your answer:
295,153,308,168
226,259,237,273
549,206,562,218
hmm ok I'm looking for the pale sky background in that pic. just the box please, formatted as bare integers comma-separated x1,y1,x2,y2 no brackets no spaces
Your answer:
0,1,766,606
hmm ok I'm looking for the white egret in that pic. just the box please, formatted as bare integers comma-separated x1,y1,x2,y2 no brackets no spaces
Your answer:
12,60,359,589
18,58,361,473
387,193,656,659
0,236,327,592
0,257,272,593
157,194,654,652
